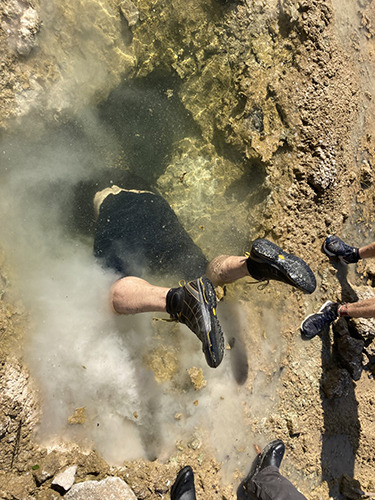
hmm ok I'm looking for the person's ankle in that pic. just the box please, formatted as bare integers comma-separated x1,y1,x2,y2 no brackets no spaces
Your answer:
338,303,350,317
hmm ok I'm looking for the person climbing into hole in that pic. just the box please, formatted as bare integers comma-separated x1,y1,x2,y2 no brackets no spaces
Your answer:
77,171,316,368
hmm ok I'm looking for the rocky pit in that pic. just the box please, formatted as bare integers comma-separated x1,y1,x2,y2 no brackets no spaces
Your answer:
0,0,375,499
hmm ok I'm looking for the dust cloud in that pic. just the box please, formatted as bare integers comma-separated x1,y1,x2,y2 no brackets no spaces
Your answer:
0,110,287,472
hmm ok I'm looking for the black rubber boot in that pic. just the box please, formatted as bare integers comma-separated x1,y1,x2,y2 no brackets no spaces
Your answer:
170,466,197,500
237,440,285,500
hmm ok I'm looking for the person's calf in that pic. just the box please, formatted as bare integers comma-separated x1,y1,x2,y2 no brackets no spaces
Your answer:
111,275,226,368
111,277,168,314
205,255,248,286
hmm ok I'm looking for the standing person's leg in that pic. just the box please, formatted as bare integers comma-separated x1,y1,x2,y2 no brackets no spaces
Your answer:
358,241,375,259
241,466,308,500
301,297,375,339
237,440,307,500
322,235,375,263
302,235,375,339
111,275,225,368
206,239,316,294
338,297,375,317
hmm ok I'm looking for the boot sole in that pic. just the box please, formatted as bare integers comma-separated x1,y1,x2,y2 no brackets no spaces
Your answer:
198,277,225,368
250,239,316,294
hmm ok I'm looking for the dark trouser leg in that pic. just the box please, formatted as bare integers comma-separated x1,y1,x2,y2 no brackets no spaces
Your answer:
242,466,308,500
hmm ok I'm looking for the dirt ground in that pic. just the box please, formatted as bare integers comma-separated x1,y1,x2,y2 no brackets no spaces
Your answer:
1,0,375,499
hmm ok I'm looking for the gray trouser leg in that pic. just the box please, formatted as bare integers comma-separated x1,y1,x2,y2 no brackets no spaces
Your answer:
245,466,308,500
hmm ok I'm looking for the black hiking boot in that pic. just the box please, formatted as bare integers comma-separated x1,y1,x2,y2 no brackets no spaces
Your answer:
237,440,285,500
166,276,225,368
322,235,359,264
300,301,339,340
170,466,197,500
246,239,316,294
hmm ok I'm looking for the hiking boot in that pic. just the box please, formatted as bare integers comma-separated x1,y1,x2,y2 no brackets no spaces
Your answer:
246,239,316,294
170,466,197,500
237,440,285,500
322,235,359,264
166,276,225,368
300,301,338,340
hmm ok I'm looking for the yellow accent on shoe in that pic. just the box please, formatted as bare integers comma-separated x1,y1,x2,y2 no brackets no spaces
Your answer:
200,278,209,304
207,331,212,348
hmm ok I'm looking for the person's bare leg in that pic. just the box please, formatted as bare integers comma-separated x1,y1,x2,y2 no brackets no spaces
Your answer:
110,275,225,368
359,242,375,259
205,255,249,286
111,276,169,314
205,244,316,294
339,297,375,318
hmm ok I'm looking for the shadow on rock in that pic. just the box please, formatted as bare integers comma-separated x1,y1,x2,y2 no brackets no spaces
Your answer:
217,301,249,386
320,324,360,498
331,259,359,303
